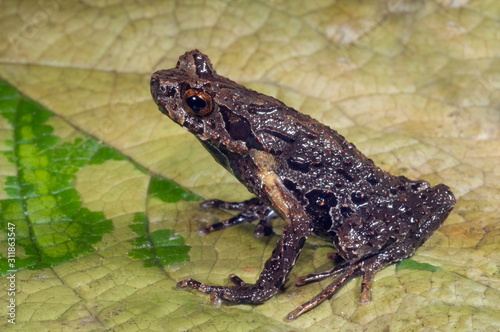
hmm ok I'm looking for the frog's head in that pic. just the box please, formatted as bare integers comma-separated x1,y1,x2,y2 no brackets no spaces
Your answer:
151,49,294,165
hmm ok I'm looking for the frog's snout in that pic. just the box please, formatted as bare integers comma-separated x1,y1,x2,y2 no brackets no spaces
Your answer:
150,74,161,102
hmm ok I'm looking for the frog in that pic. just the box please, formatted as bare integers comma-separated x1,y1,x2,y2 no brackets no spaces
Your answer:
150,50,456,320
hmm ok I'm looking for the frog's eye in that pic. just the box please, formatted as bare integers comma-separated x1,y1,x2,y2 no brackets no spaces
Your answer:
183,89,213,117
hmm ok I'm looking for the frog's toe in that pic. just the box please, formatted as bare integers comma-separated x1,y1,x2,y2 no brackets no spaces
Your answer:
197,212,257,235
209,292,222,306
295,262,348,286
177,278,229,301
228,274,249,286
254,220,274,237
176,278,201,290
200,198,261,211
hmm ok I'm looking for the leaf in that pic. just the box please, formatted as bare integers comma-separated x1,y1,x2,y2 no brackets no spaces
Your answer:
128,212,191,267
0,79,113,272
0,0,499,331
149,175,202,203
396,259,441,272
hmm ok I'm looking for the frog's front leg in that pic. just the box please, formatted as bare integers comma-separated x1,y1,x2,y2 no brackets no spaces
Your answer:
198,197,278,238
177,212,311,304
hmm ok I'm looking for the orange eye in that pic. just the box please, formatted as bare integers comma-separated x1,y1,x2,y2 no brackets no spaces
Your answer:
183,89,214,117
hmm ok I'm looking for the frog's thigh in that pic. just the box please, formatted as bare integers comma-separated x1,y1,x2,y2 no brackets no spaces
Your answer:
335,214,392,262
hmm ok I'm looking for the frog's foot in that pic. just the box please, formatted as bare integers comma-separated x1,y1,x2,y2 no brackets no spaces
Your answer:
288,237,417,320
177,222,309,306
177,274,275,305
199,197,278,237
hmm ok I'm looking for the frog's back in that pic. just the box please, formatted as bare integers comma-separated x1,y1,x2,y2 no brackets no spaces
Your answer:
253,106,455,240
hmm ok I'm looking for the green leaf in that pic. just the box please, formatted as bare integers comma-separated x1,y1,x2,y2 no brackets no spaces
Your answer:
128,212,190,267
88,145,128,165
0,1,499,330
0,80,113,273
396,259,441,272
149,175,202,203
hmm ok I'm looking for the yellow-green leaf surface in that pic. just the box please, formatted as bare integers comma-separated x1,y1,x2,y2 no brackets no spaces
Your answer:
0,1,499,331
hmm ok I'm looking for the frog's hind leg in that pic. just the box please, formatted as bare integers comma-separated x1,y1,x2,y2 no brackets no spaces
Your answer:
199,197,278,237
288,185,456,319
288,236,422,320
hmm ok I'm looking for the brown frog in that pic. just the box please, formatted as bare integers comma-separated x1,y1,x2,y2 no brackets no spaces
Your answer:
150,50,456,320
